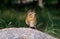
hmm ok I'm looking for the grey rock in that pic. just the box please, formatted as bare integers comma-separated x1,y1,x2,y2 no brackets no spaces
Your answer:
0,28,57,39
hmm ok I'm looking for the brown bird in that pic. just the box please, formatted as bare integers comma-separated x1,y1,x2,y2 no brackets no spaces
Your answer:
25,9,37,29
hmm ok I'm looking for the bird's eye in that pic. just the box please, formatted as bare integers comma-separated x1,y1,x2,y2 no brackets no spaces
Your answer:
30,14,31,15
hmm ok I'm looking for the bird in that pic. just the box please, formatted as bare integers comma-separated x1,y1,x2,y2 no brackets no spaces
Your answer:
25,9,37,29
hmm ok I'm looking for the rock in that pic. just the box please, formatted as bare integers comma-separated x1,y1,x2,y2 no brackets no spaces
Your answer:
0,28,57,39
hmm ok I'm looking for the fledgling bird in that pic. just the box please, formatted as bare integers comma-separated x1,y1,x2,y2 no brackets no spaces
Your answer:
25,9,37,29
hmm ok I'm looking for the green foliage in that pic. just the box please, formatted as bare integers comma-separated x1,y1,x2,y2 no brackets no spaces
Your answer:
0,0,60,38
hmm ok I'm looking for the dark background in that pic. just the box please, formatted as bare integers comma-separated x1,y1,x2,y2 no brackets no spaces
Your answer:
0,0,60,38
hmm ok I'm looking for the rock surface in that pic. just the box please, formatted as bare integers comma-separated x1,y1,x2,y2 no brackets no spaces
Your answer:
0,28,57,39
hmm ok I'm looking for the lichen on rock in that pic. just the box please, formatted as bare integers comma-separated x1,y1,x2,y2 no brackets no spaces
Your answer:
0,28,57,39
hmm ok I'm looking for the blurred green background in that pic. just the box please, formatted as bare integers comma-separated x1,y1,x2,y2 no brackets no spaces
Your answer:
0,0,60,38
